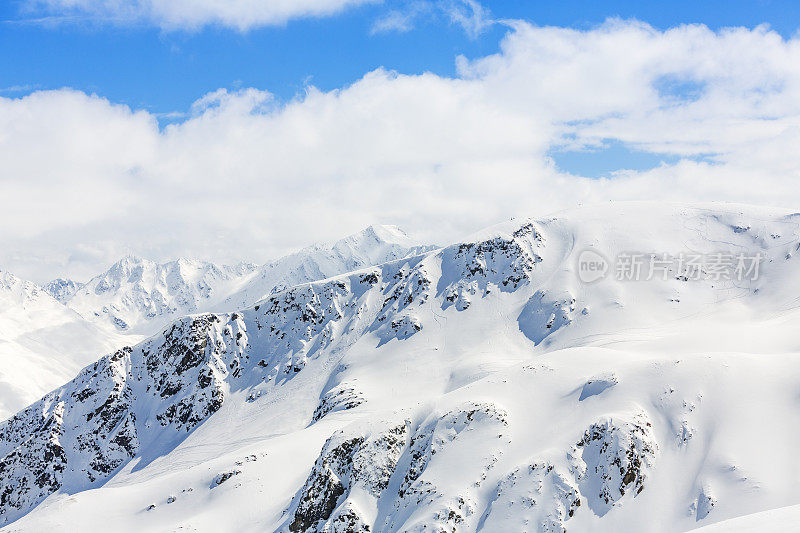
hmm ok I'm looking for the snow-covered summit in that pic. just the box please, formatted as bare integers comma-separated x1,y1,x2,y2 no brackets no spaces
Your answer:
0,269,50,305
215,224,436,310
0,224,431,418
326,224,424,262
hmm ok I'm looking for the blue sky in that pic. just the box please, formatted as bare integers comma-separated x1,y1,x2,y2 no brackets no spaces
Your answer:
3,0,800,281
2,0,799,116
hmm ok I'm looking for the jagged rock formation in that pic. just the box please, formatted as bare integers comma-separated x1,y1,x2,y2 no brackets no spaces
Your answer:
288,420,410,532
571,412,658,516
440,222,543,311
476,412,655,533
287,402,509,533
0,314,247,523
290,404,655,532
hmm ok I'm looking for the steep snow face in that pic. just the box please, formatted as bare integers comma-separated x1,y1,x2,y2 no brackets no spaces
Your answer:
0,271,123,420
4,203,800,532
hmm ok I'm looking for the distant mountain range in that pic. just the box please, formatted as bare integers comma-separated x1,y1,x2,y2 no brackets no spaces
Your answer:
45,224,433,337
0,225,433,419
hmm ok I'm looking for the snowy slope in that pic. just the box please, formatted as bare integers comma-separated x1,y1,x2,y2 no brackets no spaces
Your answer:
3,203,800,532
57,225,431,337
0,271,126,420
691,504,800,532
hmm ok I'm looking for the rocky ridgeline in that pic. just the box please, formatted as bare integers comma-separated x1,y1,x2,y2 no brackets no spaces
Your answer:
0,222,549,525
286,402,509,533
479,411,657,533
51,225,435,336
0,314,247,524
573,413,657,515
440,222,543,311
285,407,657,533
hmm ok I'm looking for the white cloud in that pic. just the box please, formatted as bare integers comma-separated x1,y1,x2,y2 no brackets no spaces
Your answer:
369,0,493,36
442,0,493,38
370,1,432,34
21,0,379,30
21,0,495,35
0,85,38,94
3,20,800,282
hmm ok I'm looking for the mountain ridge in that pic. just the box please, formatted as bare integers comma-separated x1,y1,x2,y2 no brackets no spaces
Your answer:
0,225,432,421
48,224,433,337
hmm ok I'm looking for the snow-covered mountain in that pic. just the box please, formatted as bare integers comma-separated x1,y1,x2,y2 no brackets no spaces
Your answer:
219,224,436,310
55,225,432,337
0,225,429,421
0,271,125,420
3,203,800,532
42,278,84,304
58,256,259,336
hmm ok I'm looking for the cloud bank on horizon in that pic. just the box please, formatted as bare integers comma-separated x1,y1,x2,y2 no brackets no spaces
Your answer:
2,14,800,282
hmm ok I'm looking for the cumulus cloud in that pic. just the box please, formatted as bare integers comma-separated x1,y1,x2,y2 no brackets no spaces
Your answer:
2,20,800,282
20,0,378,30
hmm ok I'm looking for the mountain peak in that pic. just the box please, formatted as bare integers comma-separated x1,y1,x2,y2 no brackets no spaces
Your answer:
0,269,48,304
360,224,413,243
112,254,150,268
42,278,84,304
328,224,433,261
0,268,20,287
